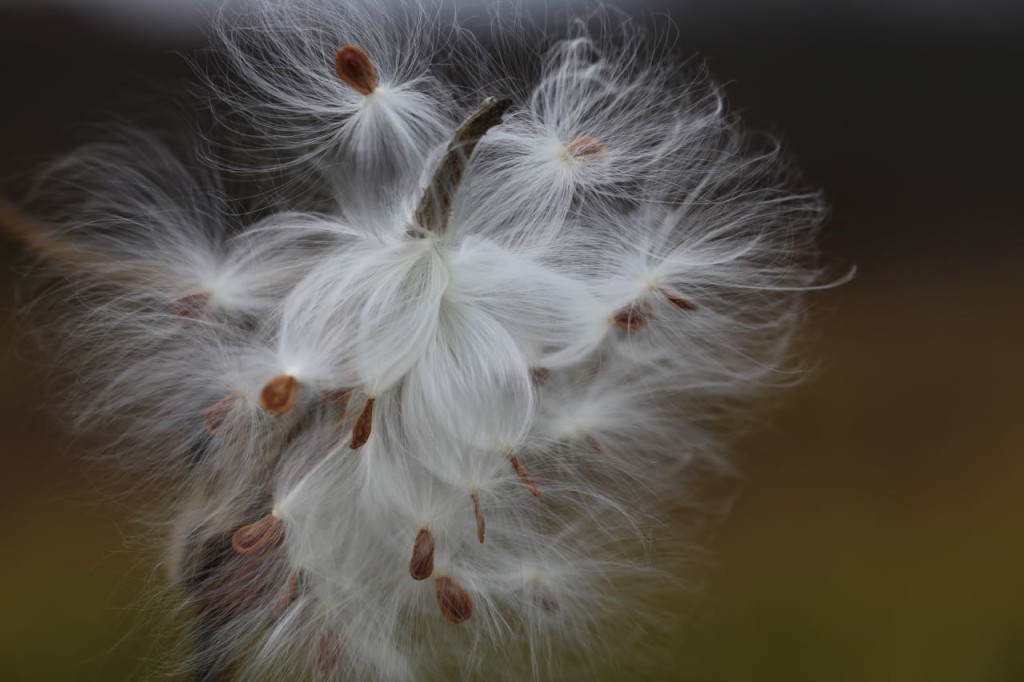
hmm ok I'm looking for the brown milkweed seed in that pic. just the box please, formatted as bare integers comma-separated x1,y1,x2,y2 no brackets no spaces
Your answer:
272,571,300,621
409,528,435,581
612,301,652,331
260,374,299,416
435,576,473,624
471,492,485,543
660,287,699,312
566,135,607,162
322,388,353,411
530,367,551,384
314,632,343,678
171,291,209,320
350,397,375,449
335,45,376,96
508,454,541,496
532,580,560,613
203,394,236,435
231,513,285,555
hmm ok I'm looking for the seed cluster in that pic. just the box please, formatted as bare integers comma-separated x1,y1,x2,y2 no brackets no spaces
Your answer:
4,3,826,679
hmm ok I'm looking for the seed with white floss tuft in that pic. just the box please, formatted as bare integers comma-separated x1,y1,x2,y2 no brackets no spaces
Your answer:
435,576,474,624
409,528,435,581
660,287,699,312
272,570,301,621
350,396,375,449
612,301,653,331
335,45,377,96
203,394,236,435
565,135,607,162
260,374,299,416
470,492,485,543
171,291,209,320
508,454,541,496
231,513,285,556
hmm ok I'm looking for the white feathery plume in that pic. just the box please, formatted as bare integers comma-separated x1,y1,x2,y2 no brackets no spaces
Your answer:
2,2,837,680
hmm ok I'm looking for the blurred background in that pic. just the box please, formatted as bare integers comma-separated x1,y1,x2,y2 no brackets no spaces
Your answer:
1,0,1022,680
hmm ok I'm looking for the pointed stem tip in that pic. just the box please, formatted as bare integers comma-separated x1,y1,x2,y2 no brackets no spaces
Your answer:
414,96,513,235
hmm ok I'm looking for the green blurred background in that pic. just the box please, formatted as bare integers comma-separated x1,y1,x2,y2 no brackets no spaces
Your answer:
1,1,1022,680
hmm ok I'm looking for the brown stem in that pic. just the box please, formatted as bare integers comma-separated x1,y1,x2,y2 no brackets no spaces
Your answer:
412,97,512,235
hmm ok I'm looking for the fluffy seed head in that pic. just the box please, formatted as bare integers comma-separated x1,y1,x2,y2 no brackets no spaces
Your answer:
5,2,838,680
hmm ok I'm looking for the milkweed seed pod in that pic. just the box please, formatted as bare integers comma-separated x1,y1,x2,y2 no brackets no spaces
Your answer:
1,1,833,680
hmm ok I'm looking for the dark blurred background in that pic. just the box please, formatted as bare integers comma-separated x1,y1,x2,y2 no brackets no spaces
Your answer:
1,1,1022,680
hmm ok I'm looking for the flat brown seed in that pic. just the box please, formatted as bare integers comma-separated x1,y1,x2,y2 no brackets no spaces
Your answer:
409,528,435,581
272,571,300,621
314,632,343,678
471,492,485,543
532,581,560,613
509,454,541,496
322,388,353,411
335,45,376,95
566,135,607,162
260,374,299,416
530,367,551,384
435,576,474,624
660,287,699,311
584,434,612,462
231,513,285,555
203,394,236,435
171,291,209,320
612,301,652,331
350,397,375,449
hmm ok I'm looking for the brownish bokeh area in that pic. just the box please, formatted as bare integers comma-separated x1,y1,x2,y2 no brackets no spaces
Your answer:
1,3,1022,681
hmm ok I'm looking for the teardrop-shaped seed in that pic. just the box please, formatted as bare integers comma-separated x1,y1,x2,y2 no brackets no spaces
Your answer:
532,580,560,613
611,301,652,331
260,374,299,416
471,493,485,544
171,291,209,320
322,388,353,411
350,397,375,449
660,287,699,311
272,570,300,621
231,513,284,555
566,135,607,162
435,576,474,624
314,632,343,677
509,454,541,496
203,394,236,435
409,528,435,581
335,45,376,95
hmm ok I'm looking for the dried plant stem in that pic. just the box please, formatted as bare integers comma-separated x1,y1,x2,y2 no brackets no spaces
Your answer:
413,97,512,235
